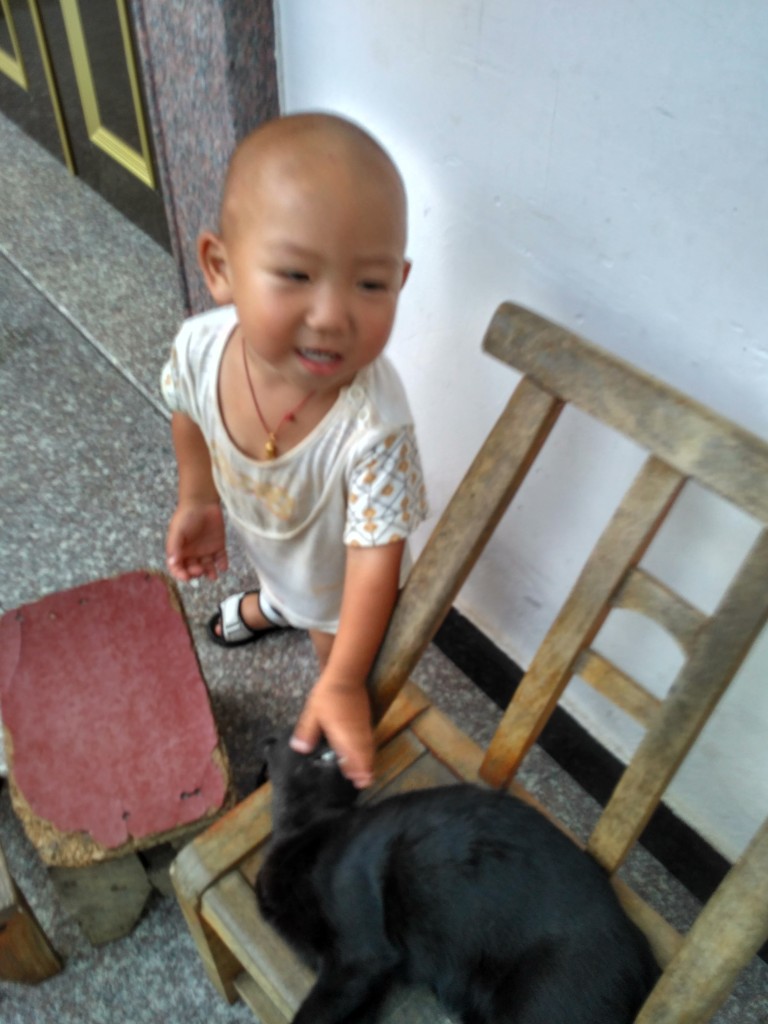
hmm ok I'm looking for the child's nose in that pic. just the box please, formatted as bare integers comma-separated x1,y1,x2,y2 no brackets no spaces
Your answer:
306,284,348,332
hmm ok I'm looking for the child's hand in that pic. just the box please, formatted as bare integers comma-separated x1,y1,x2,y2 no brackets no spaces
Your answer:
166,500,228,582
291,678,375,789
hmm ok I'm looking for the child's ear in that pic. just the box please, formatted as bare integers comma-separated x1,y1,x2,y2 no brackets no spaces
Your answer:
198,231,233,305
400,259,412,289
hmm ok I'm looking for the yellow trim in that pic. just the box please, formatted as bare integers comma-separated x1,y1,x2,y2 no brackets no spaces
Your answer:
27,0,76,173
115,0,156,187
0,0,29,89
58,0,155,188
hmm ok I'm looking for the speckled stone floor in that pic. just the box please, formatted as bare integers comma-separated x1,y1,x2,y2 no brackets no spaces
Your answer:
0,114,765,1023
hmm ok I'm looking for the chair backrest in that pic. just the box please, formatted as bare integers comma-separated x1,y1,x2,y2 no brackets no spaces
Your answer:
369,302,768,1024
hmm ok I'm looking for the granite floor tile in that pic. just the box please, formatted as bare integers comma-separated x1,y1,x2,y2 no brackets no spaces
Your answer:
0,115,184,411
0,256,174,608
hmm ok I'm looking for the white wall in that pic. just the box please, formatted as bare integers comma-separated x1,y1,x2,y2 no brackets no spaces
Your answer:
275,0,768,861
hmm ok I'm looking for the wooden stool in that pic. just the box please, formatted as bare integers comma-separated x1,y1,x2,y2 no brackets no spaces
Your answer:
0,571,233,946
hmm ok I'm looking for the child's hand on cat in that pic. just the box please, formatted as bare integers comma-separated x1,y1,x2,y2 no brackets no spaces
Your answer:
291,677,374,789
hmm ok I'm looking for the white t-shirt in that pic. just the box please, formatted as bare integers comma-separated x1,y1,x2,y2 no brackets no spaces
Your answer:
161,306,427,632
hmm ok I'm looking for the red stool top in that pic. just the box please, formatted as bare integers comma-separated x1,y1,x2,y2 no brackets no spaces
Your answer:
0,571,230,865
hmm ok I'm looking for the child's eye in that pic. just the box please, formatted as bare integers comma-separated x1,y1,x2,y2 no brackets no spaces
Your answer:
278,270,310,283
359,279,387,292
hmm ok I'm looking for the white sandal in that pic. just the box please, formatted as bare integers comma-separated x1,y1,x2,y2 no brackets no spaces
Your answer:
206,591,284,648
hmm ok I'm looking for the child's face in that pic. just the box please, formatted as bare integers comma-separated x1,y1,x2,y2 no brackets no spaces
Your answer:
204,151,410,395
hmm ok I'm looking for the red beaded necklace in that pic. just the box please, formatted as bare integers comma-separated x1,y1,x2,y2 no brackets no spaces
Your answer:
241,333,315,460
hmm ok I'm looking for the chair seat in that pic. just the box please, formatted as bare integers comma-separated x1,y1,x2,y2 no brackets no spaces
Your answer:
173,681,681,1024
173,684,454,1021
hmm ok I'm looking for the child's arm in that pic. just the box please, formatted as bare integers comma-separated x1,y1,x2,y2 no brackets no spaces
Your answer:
291,540,406,788
166,411,228,582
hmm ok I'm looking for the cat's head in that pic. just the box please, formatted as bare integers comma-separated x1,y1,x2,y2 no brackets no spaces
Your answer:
263,732,359,835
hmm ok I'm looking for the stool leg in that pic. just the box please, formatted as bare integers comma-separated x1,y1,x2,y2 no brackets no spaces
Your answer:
1,844,61,983
49,853,151,946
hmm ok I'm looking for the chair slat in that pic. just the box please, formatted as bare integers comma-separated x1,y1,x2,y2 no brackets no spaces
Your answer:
361,728,427,801
410,705,487,784
481,456,684,787
633,818,768,1024
614,569,707,653
373,680,432,746
575,650,661,727
376,750,460,794
370,377,562,719
610,878,683,969
589,528,768,872
484,303,768,524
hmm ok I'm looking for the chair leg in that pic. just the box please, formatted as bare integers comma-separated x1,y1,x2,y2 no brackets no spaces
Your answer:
634,817,768,1024
171,851,244,1003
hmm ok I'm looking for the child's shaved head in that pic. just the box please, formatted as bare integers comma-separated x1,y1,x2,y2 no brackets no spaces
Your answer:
218,113,407,250
197,111,411,378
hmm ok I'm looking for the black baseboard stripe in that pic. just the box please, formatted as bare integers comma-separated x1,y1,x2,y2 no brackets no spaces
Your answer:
433,607,767,963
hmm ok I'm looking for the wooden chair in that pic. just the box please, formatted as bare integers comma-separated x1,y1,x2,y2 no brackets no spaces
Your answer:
171,303,768,1024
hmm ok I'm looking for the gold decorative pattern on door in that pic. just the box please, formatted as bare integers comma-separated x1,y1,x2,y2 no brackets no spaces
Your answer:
0,0,28,87
0,0,168,247
58,0,155,187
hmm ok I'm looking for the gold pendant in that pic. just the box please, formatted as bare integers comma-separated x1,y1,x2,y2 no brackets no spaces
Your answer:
264,435,277,460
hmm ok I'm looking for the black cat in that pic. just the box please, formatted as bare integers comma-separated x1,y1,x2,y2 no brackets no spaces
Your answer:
256,736,659,1024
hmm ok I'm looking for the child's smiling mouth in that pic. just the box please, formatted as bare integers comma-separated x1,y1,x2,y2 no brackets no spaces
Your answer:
297,347,344,374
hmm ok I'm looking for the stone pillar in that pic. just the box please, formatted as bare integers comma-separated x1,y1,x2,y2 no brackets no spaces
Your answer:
129,0,279,313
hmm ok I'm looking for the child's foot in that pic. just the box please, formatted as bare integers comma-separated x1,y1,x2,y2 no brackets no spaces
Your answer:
206,591,284,647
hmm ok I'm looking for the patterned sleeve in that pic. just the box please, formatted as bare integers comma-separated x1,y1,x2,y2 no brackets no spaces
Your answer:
344,425,428,547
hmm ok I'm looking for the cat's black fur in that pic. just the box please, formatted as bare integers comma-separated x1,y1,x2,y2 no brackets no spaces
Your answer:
256,736,659,1024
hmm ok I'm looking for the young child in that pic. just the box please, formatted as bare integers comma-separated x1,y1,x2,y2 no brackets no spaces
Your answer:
161,113,427,788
